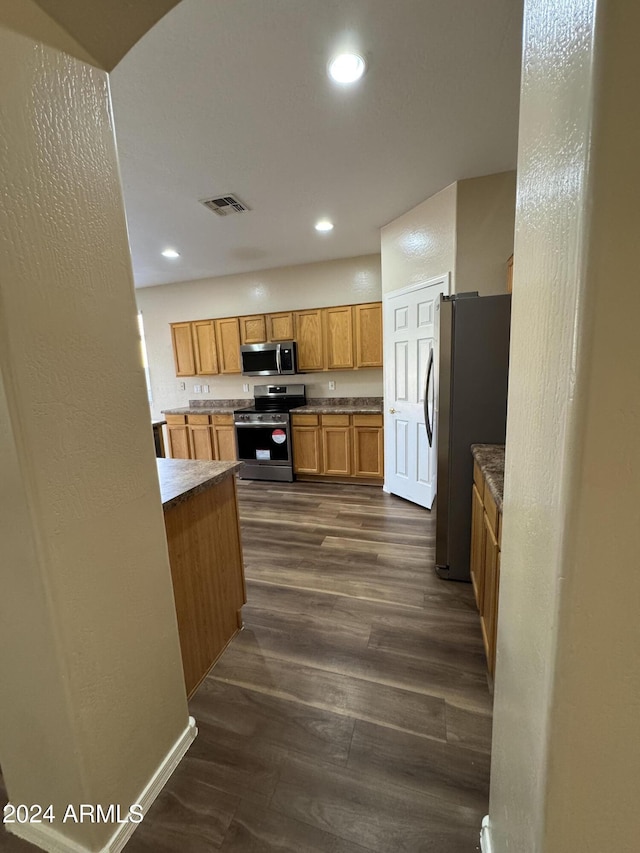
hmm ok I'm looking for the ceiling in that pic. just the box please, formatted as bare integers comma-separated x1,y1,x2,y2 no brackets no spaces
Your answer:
110,0,523,289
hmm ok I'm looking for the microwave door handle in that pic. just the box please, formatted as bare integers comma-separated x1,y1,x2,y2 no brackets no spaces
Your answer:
276,343,282,374
425,346,434,447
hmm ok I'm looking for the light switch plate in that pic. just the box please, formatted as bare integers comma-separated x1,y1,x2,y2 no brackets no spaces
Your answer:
202,385,210,393
243,383,250,393
193,384,202,393
329,381,336,391
179,382,186,391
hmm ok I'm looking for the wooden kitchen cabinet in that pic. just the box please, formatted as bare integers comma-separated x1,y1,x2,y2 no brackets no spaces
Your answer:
166,415,191,459
215,318,242,373
322,417,352,476
292,412,383,483
239,315,267,345
294,309,325,371
292,422,323,474
171,323,196,376
352,415,384,478
192,320,218,375
325,306,355,370
188,414,214,460
266,312,294,342
167,413,237,461
170,301,383,377
354,302,383,368
212,415,237,461
469,458,502,676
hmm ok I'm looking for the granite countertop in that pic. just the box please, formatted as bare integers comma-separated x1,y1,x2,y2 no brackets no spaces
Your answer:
157,458,242,509
162,399,250,415
152,419,166,427
162,397,383,416
471,444,505,511
294,397,383,415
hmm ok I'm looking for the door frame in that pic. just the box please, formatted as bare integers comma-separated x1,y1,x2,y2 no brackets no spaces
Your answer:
382,273,451,500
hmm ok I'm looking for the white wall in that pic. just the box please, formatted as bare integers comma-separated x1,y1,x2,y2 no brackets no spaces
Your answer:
136,254,383,418
489,0,640,851
0,10,189,850
380,182,457,295
455,171,516,296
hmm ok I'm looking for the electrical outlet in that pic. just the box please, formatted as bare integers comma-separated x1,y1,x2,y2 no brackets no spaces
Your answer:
202,384,210,393
193,384,202,393
243,383,250,393
179,382,186,391
329,381,336,391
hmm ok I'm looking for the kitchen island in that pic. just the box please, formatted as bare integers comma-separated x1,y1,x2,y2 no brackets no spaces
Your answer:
157,458,245,697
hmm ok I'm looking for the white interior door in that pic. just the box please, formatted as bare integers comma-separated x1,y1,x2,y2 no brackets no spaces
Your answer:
383,275,450,508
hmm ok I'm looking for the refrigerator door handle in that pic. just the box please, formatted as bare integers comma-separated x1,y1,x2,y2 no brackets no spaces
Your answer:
425,345,434,447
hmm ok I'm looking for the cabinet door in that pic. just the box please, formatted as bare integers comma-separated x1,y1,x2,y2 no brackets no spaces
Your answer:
354,302,383,368
192,320,218,375
470,483,486,610
322,427,352,476
189,425,214,460
292,426,322,474
294,309,325,371
325,306,354,370
171,322,196,376
167,425,191,459
214,426,237,461
353,426,383,478
267,312,294,342
239,315,267,345
480,513,499,676
215,318,242,373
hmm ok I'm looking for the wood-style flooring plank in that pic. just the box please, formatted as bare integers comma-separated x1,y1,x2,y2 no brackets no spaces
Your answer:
271,752,484,853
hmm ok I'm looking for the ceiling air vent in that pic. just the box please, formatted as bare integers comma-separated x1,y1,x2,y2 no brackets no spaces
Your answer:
200,194,250,217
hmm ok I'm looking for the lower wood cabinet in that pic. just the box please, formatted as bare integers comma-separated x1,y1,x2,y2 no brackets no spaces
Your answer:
165,414,237,461
470,460,502,676
292,413,383,483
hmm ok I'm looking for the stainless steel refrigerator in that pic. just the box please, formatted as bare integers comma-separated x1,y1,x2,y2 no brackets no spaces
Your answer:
433,293,511,582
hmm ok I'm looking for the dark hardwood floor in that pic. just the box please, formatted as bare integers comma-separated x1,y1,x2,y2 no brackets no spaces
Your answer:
0,480,492,852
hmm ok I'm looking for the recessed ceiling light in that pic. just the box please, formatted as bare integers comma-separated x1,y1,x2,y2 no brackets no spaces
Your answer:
315,220,334,233
161,248,180,259
328,53,366,84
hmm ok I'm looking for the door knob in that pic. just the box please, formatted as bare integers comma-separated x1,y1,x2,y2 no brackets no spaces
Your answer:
389,408,397,414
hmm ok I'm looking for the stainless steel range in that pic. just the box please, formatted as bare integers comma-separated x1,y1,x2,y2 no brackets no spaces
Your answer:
234,384,306,482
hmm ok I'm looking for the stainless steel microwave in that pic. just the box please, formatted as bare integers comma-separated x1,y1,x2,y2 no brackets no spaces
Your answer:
240,341,297,376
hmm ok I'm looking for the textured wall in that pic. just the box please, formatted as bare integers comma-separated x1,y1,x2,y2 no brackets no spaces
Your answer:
380,183,457,295
0,17,188,850
136,254,383,417
489,0,640,850
455,171,516,296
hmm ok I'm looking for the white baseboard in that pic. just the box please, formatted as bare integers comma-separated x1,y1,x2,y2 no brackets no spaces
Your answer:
6,716,198,853
480,815,494,853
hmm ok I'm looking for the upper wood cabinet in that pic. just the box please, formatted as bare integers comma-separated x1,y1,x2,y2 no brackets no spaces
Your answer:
170,301,383,377
192,320,218,375
294,309,325,371
239,315,267,345
325,306,355,370
215,318,242,373
170,323,196,377
267,312,294,342
354,302,383,368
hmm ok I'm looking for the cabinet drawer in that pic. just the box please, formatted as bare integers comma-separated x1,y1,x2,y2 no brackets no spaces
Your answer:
292,414,319,426
352,414,382,427
484,486,498,536
187,414,211,425
165,414,187,425
212,413,234,425
321,414,350,427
